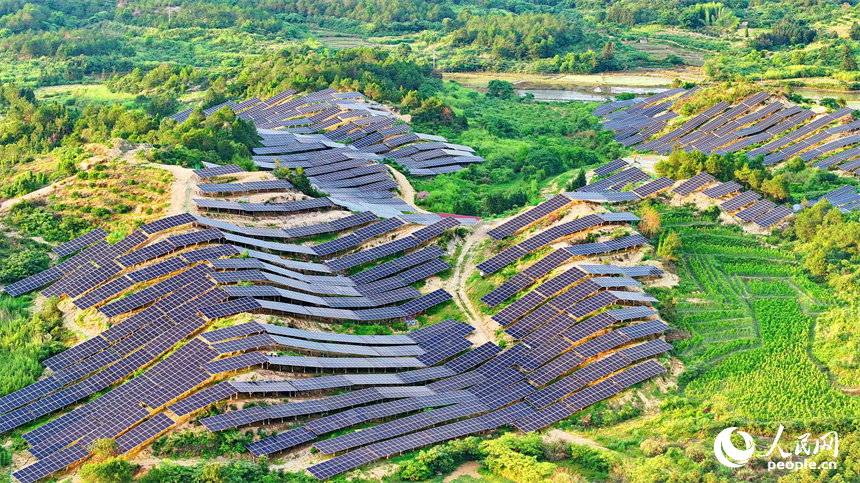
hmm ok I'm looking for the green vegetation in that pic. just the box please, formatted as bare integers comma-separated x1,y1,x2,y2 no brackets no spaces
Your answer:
0,0,858,91
656,140,790,201
0,296,67,396
411,80,622,216
392,433,611,483
4,159,174,244
0,80,258,201
648,203,860,423
687,297,859,419
399,436,483,480
80,439,137,483
0,232,51,283
152,428,256,458
138,460,318,483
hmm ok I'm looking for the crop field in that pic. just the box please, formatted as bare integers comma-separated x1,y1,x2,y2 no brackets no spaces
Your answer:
622,40,707,67
310,29,382,49
686,297,860,419
655,212,858,420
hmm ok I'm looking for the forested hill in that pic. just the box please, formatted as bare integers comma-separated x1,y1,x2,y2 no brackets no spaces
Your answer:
0,0,619,85
5,0,860,85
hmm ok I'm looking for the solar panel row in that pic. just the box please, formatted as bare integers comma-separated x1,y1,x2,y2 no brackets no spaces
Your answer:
753,205,793,228
593,159,628,176
577,167,649,193
719,190,761,212
563,234,650,258
486,194,574,240
672,172,715,196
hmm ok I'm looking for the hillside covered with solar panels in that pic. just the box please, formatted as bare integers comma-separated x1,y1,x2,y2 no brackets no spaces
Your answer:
597,87,860,167
0,185,674,482
0,84,686,482
5,62,860,483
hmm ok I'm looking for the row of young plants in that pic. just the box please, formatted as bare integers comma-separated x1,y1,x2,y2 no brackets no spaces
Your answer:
686,256,741,306
686,337,760,364
683,239,795,260
690,318,755,335
746,278,795,296
716,257,801,277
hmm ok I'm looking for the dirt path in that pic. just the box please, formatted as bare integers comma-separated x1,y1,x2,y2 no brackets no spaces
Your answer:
134,447,318,475
386,165,428,213
444,461,481,482
544,429,608,450
142,162,194,215
444,222,497,345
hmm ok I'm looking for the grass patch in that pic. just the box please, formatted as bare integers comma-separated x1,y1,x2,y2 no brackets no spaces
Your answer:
34,84,138,109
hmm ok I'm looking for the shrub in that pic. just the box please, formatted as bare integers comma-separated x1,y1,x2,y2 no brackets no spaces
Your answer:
481,433,555,483
400,446,456,480
640,437,670,456
568,444,611,473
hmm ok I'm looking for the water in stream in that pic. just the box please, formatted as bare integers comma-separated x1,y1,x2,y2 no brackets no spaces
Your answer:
517,85,669,102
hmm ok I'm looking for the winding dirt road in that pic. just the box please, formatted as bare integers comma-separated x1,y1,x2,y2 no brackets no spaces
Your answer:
385,164,499,342
443,222,499,345
143,161,193,215
386,165,430,213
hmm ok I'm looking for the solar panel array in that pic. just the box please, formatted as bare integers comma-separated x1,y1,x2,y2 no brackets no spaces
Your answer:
593,159,628,176
187,88,484,199
752,205,793,228
480,249,579,307
672,172,715,196
563,234,649,258
325,218,459,272
719,190,761,212
598,88,686,136
302,353,669,478
8,337,222,481
596,90,860,165
701,181,742,199
734,199,776,222
631,177,674,198
477,213,612,275
53,228,108,257
487,194,574,240
3,300,665,483
639,102,731,151
814,145,860,169
145,289,667,477
577,167,650,192
193,197,335,216
0,89,680,482
193,164,245,179
670,171,796,229
3,221,236,299
195,178,293,196
800,185,860,214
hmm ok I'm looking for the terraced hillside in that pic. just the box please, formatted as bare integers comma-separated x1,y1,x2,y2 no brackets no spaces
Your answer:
2,84,860,483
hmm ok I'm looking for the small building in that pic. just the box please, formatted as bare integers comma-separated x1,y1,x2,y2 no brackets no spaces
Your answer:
417,191,430,200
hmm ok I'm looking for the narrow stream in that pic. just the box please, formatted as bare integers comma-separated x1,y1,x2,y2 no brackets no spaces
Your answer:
516,86,669,102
